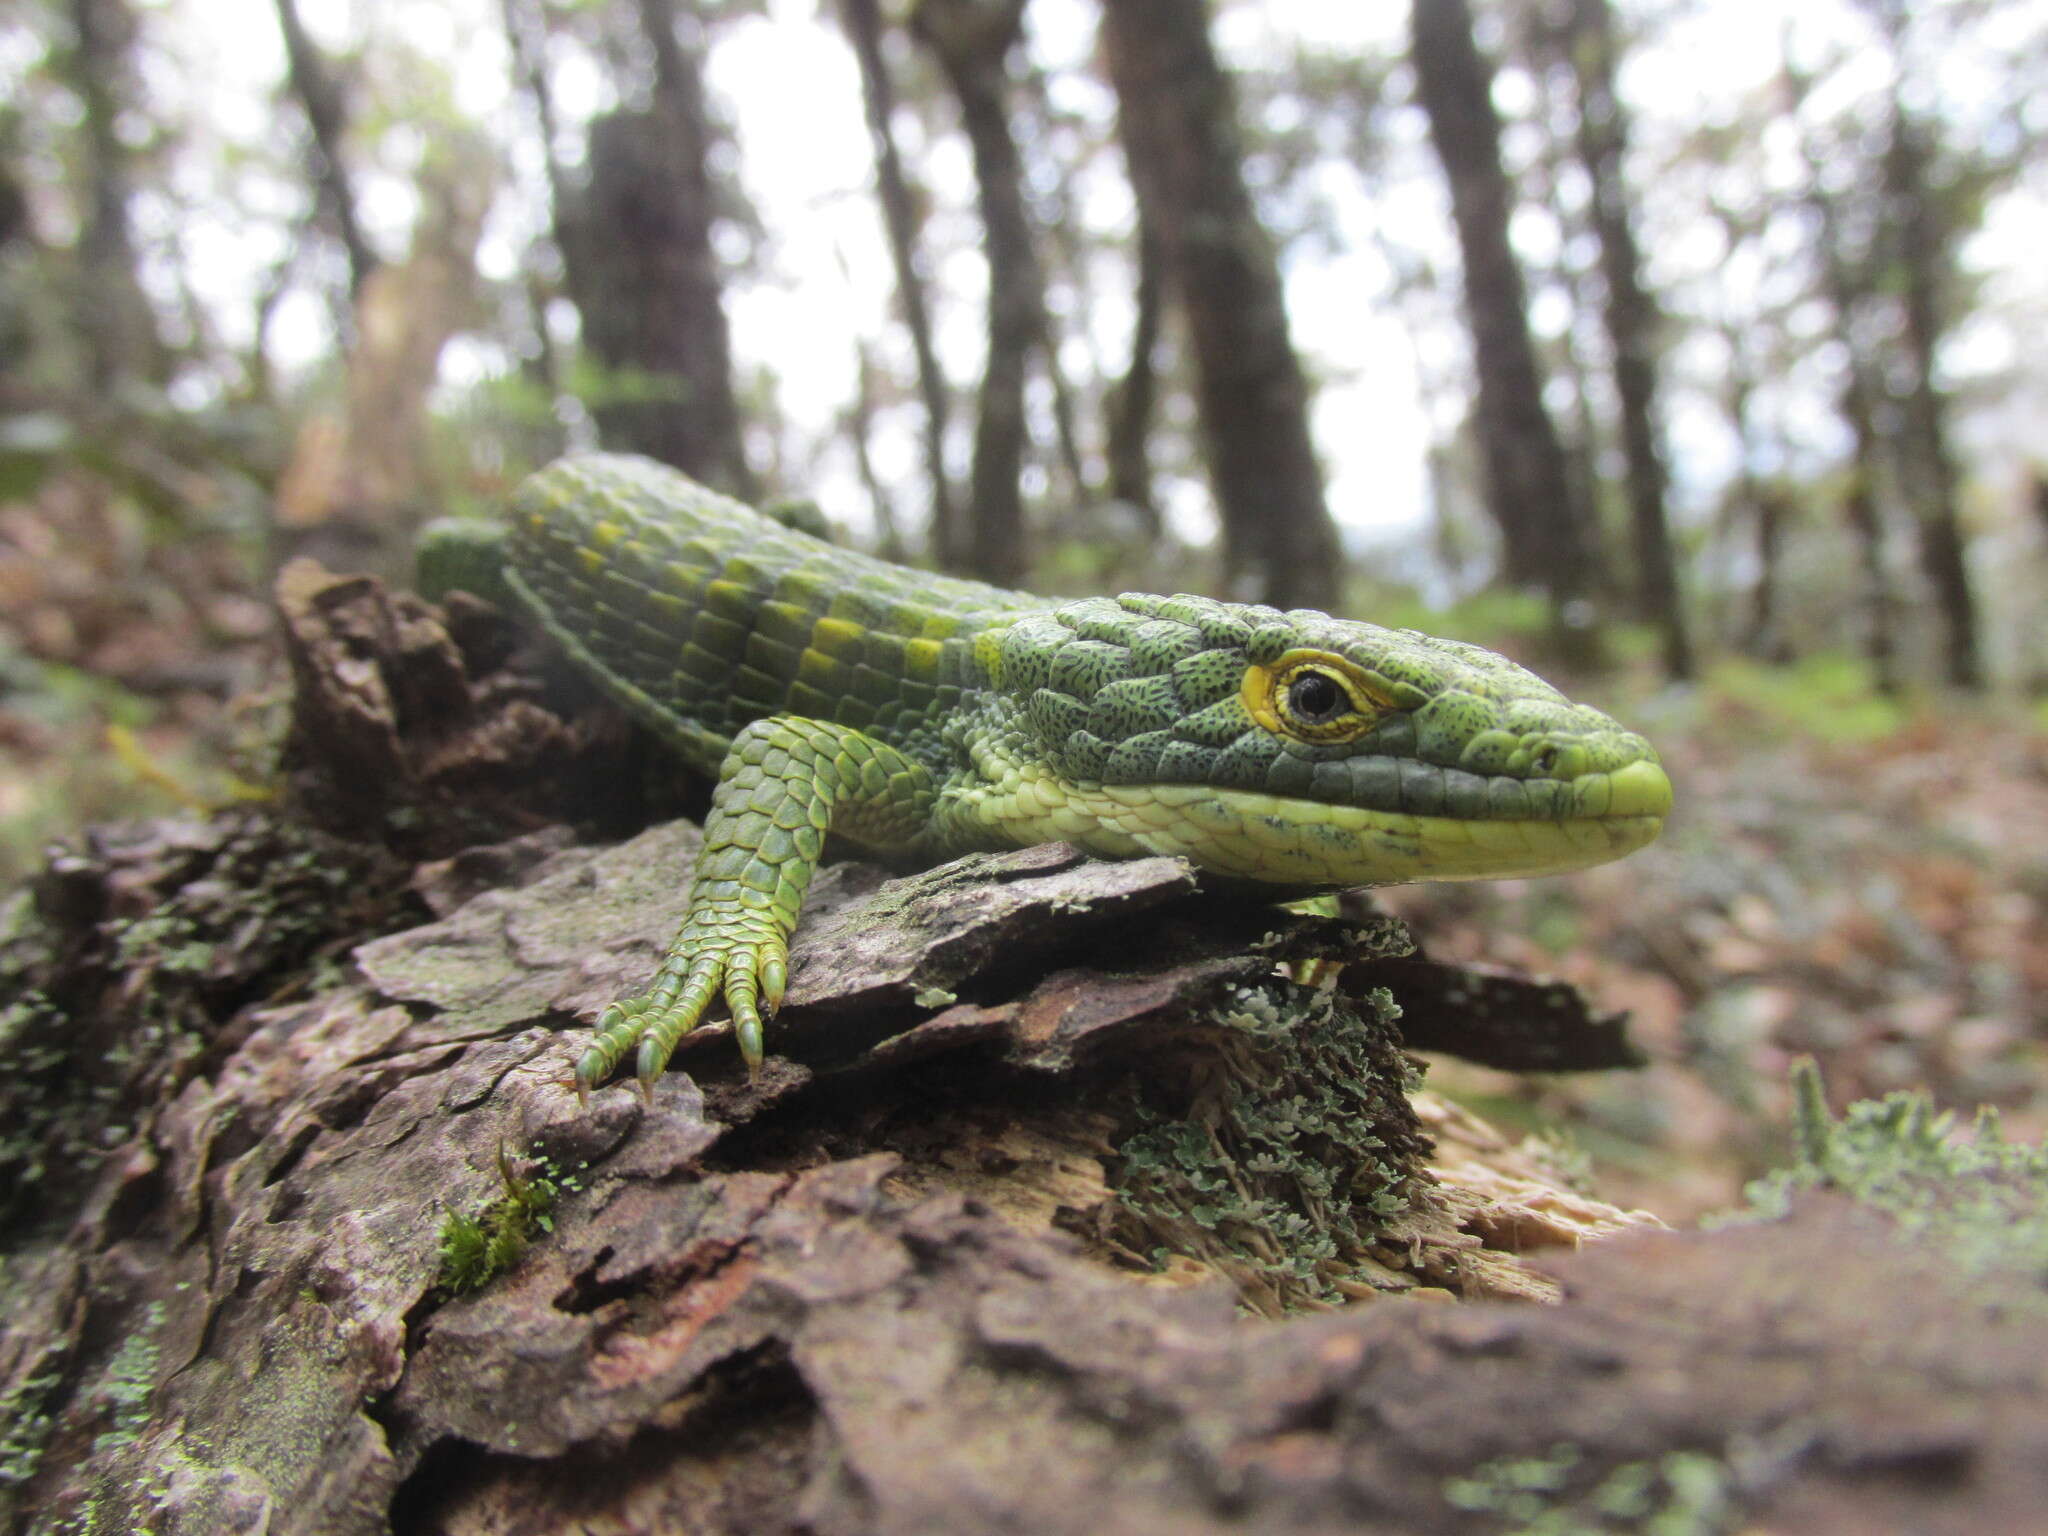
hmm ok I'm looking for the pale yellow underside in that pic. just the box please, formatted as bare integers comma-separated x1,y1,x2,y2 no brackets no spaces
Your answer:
958,747,1670,886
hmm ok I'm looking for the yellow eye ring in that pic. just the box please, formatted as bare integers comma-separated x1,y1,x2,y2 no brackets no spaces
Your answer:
1241,649,1391,743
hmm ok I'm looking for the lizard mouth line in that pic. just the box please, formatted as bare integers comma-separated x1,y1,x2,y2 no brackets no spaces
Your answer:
1014,760,1674,887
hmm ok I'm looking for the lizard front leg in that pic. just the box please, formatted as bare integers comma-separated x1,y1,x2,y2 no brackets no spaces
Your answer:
577,716,936,1096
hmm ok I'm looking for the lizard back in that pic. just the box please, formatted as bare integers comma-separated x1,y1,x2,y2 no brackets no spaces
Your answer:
506,454,1049,777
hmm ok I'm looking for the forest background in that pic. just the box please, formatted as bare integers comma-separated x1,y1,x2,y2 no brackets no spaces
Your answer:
2,0,2045,1216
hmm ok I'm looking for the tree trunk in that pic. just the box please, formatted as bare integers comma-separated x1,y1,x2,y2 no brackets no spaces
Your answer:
1103,206,1165,540
1563,0,1692,678
551,0,752,497
846,338,909,563
273,0,377,305
1099,0,1343,612
1411,0,1598,623
839,0,960,569
1783,57,1900,695
1881,103,1982,690
911,0,1037,588
66,0,165,392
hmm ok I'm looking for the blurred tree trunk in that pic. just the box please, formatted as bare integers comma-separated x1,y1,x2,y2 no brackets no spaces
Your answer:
1562,0,1692,679
266,1,489,548
1743,487,1788,663
553,0,753,498
496,0,572,462
1103,207,1164,539
1880,102,1982,690
1510,29,1609,597
66,0,165,393
1713,335,1787,663
1815,228,1901,695
845,339,909,562
840,0,959,568
1783,58,1899,695
273,146,492,552
273,0,376,305
911,0,1036,588
1099,0,1342,612
1411,0,1600,627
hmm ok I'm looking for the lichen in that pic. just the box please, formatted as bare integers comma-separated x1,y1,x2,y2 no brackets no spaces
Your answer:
1734,1058,2048,1285
1441,1444,1736,1536
1106,978,1428,1314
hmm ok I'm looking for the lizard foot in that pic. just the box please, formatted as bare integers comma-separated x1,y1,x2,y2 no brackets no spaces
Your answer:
573,926,789,1098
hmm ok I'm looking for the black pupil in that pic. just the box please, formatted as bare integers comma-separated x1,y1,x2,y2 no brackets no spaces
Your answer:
1288,673,1345,722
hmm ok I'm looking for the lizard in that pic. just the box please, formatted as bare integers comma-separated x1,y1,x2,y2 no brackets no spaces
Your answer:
423,452,1672,1098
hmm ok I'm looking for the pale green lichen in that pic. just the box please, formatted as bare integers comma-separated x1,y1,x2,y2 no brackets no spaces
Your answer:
1736,1058,2048,1284
1442,1444,1734,1536
1109,979,1423,1314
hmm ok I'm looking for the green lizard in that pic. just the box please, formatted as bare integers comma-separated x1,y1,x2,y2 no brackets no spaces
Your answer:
428,453,1671,1097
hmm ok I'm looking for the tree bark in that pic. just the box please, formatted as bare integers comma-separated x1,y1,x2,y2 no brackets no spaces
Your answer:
1411,0,1598,621
839,0,960,569
911,0,1037,588
1099,0,1343,612
551,0,753,497
1563,0,1692,678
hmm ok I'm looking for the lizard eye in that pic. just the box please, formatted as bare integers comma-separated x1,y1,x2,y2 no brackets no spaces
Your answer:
1244,650,1392,744
1286,671,1347,724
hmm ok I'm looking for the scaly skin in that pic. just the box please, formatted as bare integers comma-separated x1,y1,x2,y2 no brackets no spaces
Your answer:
479,453,1672,1094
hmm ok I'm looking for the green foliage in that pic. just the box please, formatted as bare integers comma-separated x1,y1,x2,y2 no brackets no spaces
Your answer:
1700,654,1911,743
1738,1060,2048,1283
437,1144,578,1293
1441,1444,1736,1536
1356,587,1555,652
1110,980,1421,1313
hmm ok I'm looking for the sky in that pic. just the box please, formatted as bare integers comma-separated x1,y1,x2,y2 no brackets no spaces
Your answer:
54,0,2048,570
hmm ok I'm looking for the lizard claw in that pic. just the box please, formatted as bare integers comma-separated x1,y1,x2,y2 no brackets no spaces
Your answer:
577,925,789,1097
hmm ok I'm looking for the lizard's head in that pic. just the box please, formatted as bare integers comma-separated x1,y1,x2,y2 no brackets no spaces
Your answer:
974,593,1671,887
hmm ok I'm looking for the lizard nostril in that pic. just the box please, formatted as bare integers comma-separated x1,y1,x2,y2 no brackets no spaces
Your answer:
1531,746,1558,775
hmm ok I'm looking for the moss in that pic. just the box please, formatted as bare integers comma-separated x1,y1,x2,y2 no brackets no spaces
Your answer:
1734,1059,2048,1284
437,1145,580,1293
1107,978,1426,1314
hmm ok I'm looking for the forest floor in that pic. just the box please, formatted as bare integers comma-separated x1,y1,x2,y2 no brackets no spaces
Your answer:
3,490,2045,1229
